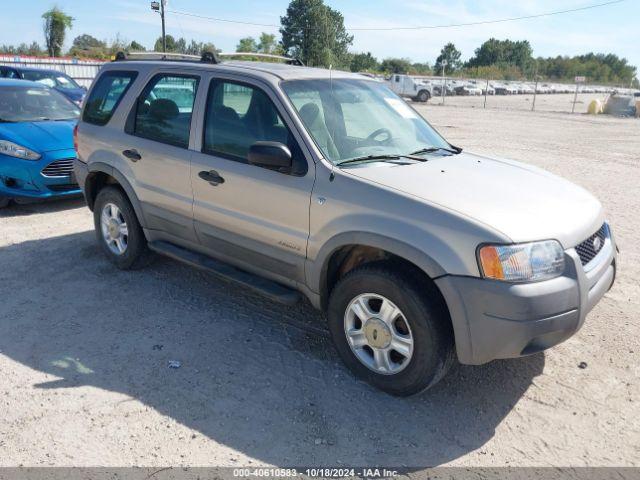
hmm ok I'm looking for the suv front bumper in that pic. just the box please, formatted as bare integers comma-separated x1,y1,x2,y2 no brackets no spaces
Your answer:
435,228,617,365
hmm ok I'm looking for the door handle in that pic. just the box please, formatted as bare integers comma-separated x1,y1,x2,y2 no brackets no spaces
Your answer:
122,149,142,161
198,170,225,186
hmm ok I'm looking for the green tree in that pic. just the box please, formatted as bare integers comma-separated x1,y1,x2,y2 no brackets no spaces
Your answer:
280,0,353,67
0,42,45,56
350,52,378,72
129,40,146,52
69,34,106,58
236,37,259,53
71,34,104,51
467,38,532,72
434,43,462,75
411,62,432,75
379,57,412,74
258,33,282,54
154,35,177,52
42,7,74,57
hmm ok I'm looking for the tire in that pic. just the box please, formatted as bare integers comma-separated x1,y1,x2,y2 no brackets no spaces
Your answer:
417,90,430,102
327,262,454,396
93,186,149,270
0,196,9,209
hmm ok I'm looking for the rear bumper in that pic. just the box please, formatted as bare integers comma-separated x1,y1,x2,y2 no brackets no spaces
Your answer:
0,149,81,200
436,227,617,365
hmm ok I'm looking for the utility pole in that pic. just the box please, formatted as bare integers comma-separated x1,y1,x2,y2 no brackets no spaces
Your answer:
441,59,447,105
151,0,167,53
531,61,538,112
484,78,489,109
572,75,585,114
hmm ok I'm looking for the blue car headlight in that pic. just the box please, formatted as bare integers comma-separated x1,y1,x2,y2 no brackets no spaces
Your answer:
0,140,41,160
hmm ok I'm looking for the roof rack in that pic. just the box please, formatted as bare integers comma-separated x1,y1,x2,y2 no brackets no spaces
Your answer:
219,52,304,66
113,51,220,64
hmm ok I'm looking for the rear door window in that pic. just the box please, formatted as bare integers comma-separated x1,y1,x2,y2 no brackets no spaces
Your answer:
83,71,137,126
133,74,199,148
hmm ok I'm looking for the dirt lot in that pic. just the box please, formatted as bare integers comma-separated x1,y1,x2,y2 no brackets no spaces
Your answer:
0,97,638,468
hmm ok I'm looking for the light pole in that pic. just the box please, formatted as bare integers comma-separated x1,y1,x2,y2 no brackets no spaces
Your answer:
441,59,447,105
151,0,167,53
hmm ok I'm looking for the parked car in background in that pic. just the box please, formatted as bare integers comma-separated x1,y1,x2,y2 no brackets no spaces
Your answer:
454,83,482,96
433,82,455,96
0,79,81,207
385,74,432,102
0,65,86,105
493,83,517,95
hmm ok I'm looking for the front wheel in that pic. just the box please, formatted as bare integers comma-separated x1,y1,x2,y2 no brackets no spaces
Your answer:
417,90,430,102
327,263,454,396
93,186,149,270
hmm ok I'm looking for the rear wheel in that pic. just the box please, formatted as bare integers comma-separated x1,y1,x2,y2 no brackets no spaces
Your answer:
327,263,454,396
94,186,149,269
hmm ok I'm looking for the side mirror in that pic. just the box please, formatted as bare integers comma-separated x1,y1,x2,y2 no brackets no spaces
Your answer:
248,141,292,173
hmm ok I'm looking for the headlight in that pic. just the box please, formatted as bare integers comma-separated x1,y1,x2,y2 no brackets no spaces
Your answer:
0,140,41,160
478,240,565,282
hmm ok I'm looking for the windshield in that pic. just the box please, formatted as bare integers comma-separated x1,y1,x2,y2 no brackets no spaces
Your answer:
22,70,81,90
282,78,451,164
0,86,80,122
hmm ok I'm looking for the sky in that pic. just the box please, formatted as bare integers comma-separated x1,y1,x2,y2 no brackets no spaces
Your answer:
1,0,638,72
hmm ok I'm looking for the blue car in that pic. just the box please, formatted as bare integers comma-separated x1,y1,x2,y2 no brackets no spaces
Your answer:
0,65,87,105
0,78,81,208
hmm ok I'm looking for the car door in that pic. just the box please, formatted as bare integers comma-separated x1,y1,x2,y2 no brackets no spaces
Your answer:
121,71,201,242
190,76,315,287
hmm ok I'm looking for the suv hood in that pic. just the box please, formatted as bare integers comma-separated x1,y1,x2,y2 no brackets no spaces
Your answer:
346,151,603,248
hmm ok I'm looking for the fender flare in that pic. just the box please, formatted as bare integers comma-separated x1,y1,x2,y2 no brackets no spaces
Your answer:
85,162,147,228
309,231,447,301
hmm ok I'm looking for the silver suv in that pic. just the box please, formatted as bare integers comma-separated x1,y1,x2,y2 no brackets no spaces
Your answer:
74,52,617,396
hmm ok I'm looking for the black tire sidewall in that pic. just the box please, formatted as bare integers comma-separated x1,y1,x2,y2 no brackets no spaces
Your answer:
93,186,146,269
418,90,429,102
328,266,452,396
0,196,9,208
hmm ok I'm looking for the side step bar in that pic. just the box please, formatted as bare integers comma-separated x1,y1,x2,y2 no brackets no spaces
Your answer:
148,241,301,306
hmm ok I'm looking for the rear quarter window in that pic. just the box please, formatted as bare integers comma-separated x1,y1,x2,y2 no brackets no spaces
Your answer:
83,71,137,126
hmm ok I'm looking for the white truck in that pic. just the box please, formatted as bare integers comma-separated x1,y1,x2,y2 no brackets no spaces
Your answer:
386,74,433,102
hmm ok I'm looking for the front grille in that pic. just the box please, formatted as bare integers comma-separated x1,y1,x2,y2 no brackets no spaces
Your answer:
575,223,608,266
41,158,74,178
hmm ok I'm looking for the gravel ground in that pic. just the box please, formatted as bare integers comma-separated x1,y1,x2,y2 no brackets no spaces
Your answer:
0,98,638,468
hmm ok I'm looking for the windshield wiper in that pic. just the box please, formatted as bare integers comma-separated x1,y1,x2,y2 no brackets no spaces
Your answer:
410,145,462,156
336,154,426,167
0,118,16,123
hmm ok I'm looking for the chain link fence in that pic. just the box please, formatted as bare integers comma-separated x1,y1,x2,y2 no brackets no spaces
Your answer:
412,75,638,115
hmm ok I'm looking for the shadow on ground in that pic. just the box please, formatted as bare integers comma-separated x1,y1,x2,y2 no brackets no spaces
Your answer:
0,197,85,217
0,225,544,467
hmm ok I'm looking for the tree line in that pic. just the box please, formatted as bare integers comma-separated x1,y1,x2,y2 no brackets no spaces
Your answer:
1,2,636,87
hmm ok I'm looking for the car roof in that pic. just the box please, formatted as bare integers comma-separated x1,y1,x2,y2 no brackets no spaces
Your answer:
105,59,369,82
0,78,46,88
6,66,68,75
